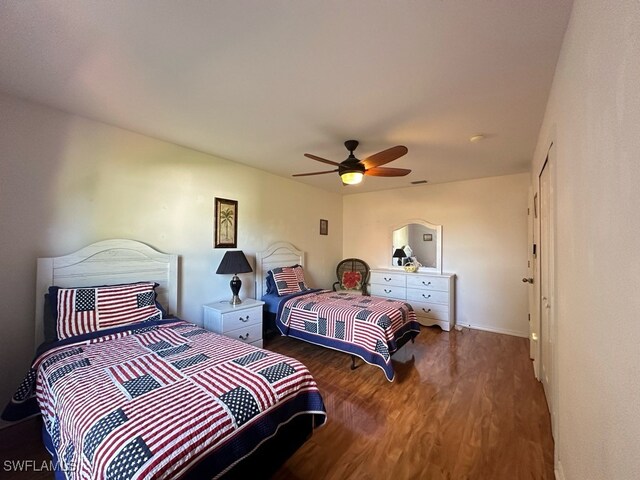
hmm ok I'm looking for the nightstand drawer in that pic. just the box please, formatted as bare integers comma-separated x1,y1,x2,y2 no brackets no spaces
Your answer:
226,323,262,345
219,305,262,333
202,299,265,343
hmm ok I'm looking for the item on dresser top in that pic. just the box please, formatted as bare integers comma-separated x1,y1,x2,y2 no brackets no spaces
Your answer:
403,261,418,273
257,243,420,382
369,269,456,331
19,238,326,480
392,248,407,266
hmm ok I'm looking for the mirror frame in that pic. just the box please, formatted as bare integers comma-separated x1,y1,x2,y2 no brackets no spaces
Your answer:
390,219,443,274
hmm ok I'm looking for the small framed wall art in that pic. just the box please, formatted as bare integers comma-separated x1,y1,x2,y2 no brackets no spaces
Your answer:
214,197,238,248
320,219,328,236
423,233,433,241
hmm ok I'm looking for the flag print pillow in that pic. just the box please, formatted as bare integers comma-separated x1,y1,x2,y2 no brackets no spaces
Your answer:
270,265,310,296
54,282,163,339
341,271,362,290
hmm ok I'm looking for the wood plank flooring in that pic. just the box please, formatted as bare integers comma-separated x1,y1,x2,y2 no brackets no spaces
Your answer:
270,326,554,480
0,326,554,479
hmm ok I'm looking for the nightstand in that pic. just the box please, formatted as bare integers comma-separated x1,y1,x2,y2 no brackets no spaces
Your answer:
202,298,265,348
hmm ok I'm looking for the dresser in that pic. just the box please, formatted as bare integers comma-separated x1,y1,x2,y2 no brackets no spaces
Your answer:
202,298,265,348
369,269,456,331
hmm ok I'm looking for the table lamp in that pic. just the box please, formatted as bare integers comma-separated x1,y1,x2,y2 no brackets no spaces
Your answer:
216,250,253,305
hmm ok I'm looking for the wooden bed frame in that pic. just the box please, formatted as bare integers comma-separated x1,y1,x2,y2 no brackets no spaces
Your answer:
34,239,178,348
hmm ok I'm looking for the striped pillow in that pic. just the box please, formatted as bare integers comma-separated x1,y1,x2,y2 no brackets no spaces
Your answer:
55,282,162,339
270,265,310,296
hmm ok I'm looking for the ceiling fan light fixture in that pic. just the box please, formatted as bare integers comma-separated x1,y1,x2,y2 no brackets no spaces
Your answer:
340,171,364,185
296,139,409,185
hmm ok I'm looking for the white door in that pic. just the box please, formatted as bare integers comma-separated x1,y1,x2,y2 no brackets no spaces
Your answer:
527,187,538,365
539,153,554,427
522,188,540,364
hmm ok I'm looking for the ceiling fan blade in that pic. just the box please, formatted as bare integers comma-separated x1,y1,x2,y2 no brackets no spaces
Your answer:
362,145,408,169
365,166,412,177
304,153,341,167
292,169,339,177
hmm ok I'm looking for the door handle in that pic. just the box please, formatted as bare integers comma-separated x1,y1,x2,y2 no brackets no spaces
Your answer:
522,277,534,284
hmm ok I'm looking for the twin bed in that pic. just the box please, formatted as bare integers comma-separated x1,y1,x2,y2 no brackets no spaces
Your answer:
256,242,420,382
3,239,419,479
3,240,326,479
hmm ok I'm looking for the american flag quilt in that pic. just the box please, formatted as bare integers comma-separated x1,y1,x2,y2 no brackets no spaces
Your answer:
276,290,420,381
3,319,326,479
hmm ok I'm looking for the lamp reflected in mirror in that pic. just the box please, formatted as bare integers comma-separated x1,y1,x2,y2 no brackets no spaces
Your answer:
392,248,406,266
391,220,443,273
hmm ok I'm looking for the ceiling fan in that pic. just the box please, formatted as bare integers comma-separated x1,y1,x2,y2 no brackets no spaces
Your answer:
293,140,410,185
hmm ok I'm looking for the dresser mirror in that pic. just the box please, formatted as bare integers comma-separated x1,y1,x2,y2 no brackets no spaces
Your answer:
391,220,442,274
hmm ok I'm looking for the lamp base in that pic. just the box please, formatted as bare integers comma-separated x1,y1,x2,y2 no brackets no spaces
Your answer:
229,275,243,305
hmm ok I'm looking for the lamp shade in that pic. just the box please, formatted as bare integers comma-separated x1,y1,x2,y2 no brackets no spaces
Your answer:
216,251,252,275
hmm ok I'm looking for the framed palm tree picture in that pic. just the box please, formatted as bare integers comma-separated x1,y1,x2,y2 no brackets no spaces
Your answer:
214,197,238,248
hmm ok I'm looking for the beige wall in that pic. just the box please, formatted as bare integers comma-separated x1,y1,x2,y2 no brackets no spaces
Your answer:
0,92,343,414
531,1,640,479
343,173,530,337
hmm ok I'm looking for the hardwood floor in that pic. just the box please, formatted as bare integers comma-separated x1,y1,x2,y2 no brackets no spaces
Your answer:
0,326,553,479
270,326,554,480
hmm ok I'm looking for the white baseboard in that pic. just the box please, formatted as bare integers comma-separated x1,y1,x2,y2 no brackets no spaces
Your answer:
456,323,529,338
555,459,566,480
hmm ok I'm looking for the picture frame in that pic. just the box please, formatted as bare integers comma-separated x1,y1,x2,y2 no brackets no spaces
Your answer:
214,197,238,248
320,219,328,236
423,233,433,241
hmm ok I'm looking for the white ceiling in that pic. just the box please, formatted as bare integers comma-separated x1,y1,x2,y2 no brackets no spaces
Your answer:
0,0,573,194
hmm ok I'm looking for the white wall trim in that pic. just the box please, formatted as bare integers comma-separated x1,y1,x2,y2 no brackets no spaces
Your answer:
555,459,566,480
455,323,529,338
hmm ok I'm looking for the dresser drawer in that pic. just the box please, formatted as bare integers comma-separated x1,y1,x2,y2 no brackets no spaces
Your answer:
406,288,449,305
226,322,262,345
370,271,406,287
370,284,406,299
406,275,449,292
219,305,262,333
410,301,450,322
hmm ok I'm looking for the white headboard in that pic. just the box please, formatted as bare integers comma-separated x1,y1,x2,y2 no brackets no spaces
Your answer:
35,239,178,348
255,242,305,300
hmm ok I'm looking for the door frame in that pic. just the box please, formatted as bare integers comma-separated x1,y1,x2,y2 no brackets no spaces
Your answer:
533,141,559,445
